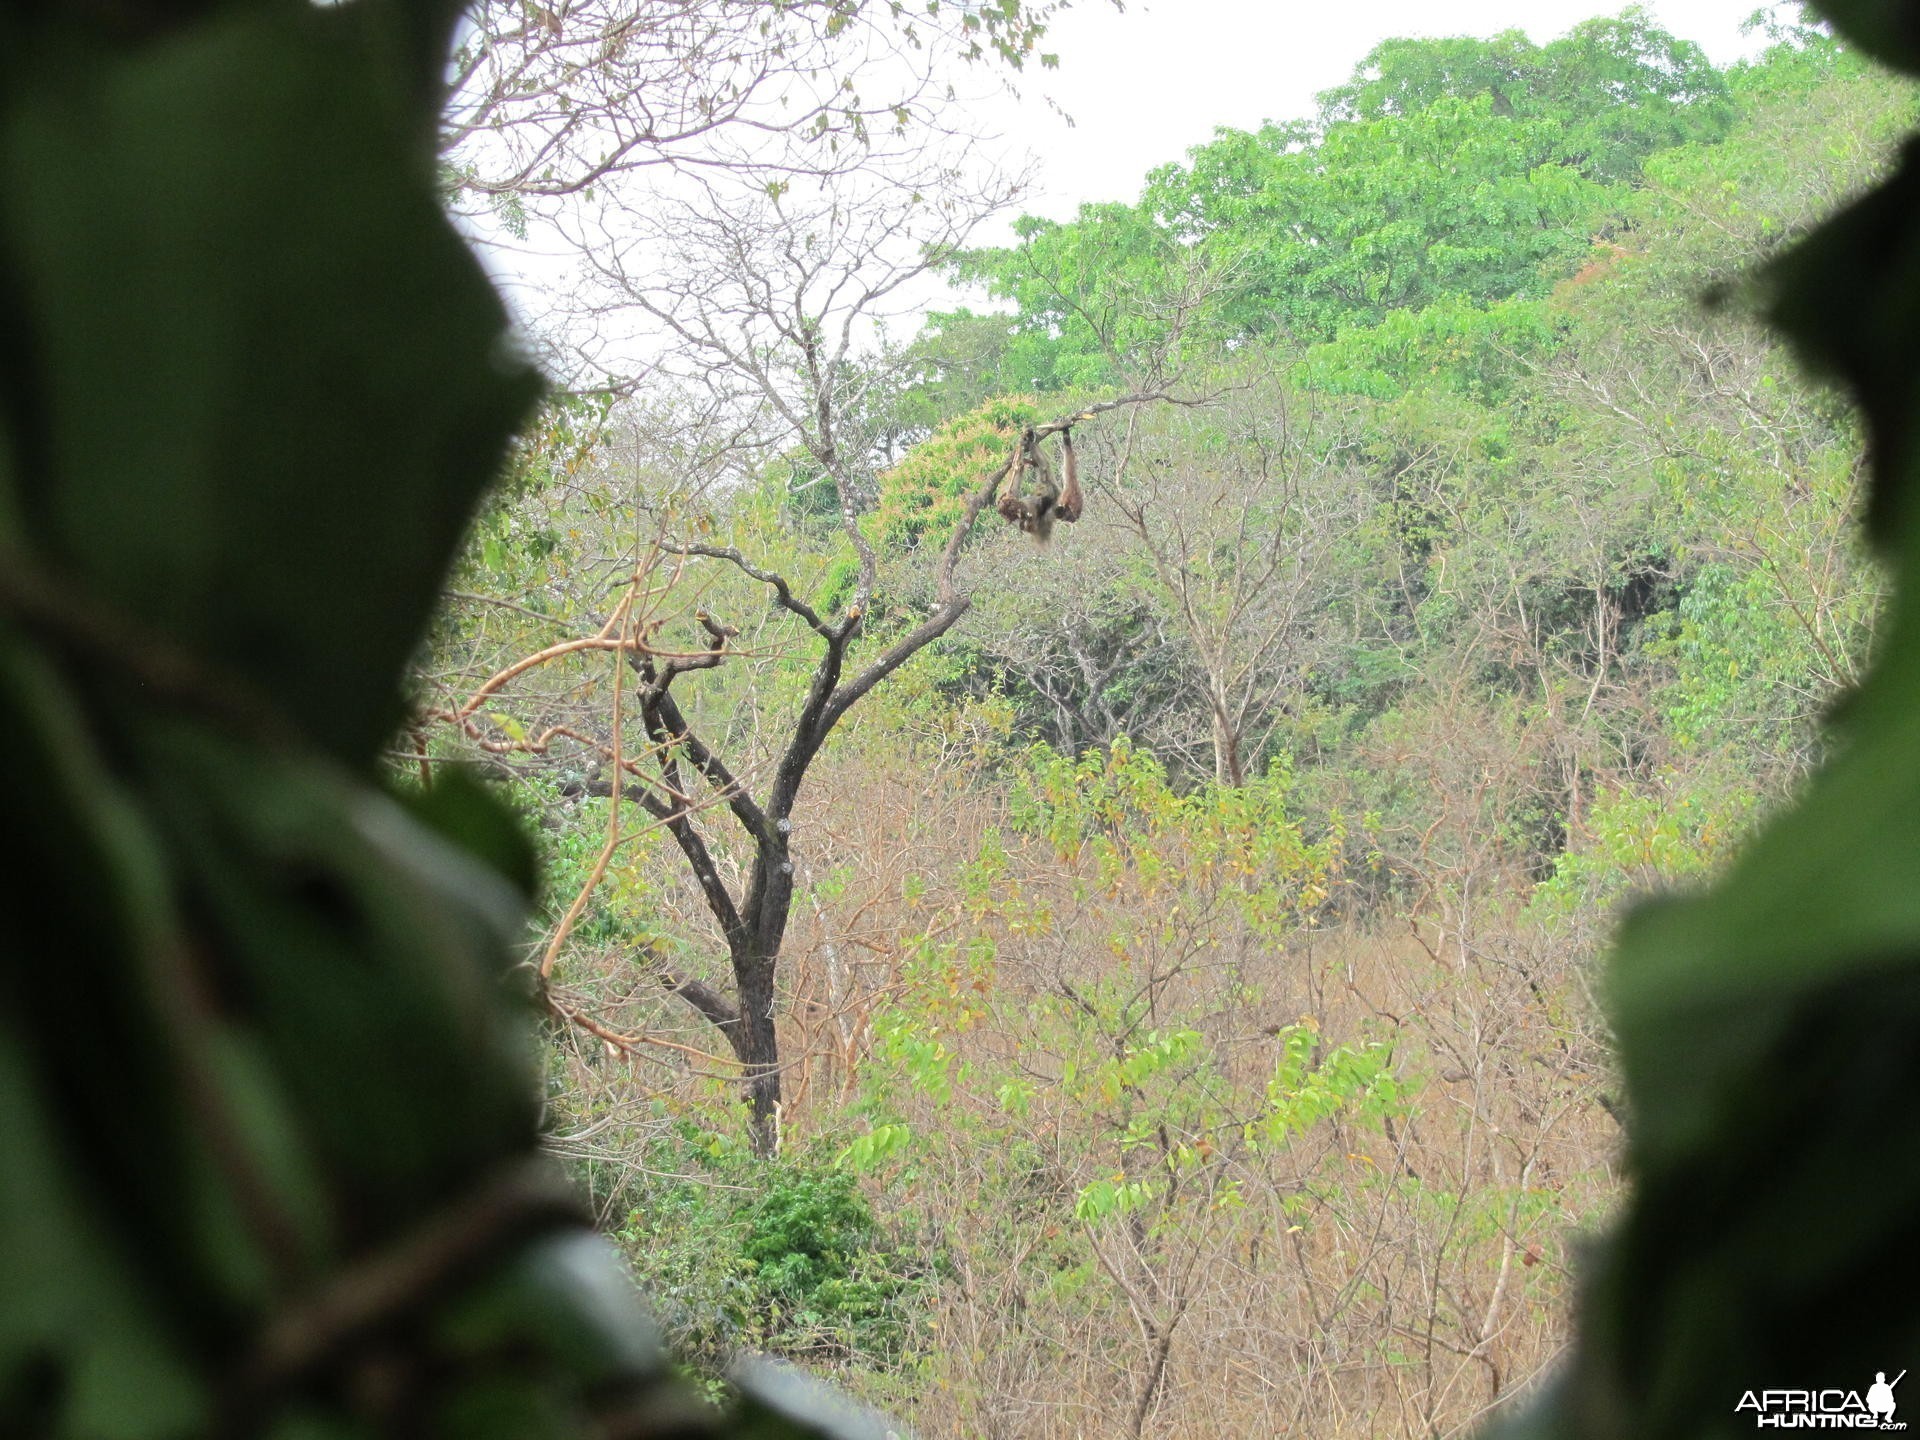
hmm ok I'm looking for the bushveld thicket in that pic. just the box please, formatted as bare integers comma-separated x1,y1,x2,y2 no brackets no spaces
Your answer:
422,18,1920,1438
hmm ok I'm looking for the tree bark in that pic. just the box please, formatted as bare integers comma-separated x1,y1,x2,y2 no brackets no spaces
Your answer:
729,948,783,1157
1210,705,1246,787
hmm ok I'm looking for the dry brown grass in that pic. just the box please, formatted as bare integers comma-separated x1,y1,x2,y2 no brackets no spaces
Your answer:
549,736,1625,1438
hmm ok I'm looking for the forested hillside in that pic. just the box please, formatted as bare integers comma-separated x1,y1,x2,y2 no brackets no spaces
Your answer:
416,15,1915,1436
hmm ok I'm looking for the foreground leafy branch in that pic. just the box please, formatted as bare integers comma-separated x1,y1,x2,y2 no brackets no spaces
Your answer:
1490,3,1920,1435
0,2,881,1434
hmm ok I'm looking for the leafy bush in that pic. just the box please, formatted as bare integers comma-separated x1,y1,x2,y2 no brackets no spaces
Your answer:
614,1133,933,1377
742,1167,925,1362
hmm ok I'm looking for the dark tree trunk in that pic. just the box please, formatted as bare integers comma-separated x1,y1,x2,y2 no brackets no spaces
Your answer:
729,947,782,1157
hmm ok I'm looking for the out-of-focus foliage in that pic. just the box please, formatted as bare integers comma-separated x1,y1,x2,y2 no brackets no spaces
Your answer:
0,1,894,1436
1489,0,1920,1435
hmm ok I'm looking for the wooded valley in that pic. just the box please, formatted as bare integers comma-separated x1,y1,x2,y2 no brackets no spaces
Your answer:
413,12,1912,1436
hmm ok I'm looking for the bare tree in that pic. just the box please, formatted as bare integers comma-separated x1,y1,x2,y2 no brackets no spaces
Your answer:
442,0,1080,208
561,159,1024,523
966,529,1198,758
432,159,1166,1153
1108,374,1375,786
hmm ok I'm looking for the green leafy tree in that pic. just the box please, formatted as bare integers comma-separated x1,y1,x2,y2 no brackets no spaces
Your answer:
1146,98,1607,341
1318,10,1733,185
951,200,1233,392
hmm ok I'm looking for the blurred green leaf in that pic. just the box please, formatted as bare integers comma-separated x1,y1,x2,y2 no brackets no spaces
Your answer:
2,3,539,764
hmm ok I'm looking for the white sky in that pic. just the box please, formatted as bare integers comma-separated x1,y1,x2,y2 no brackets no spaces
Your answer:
970,0,1775,221
481,1,1780,361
